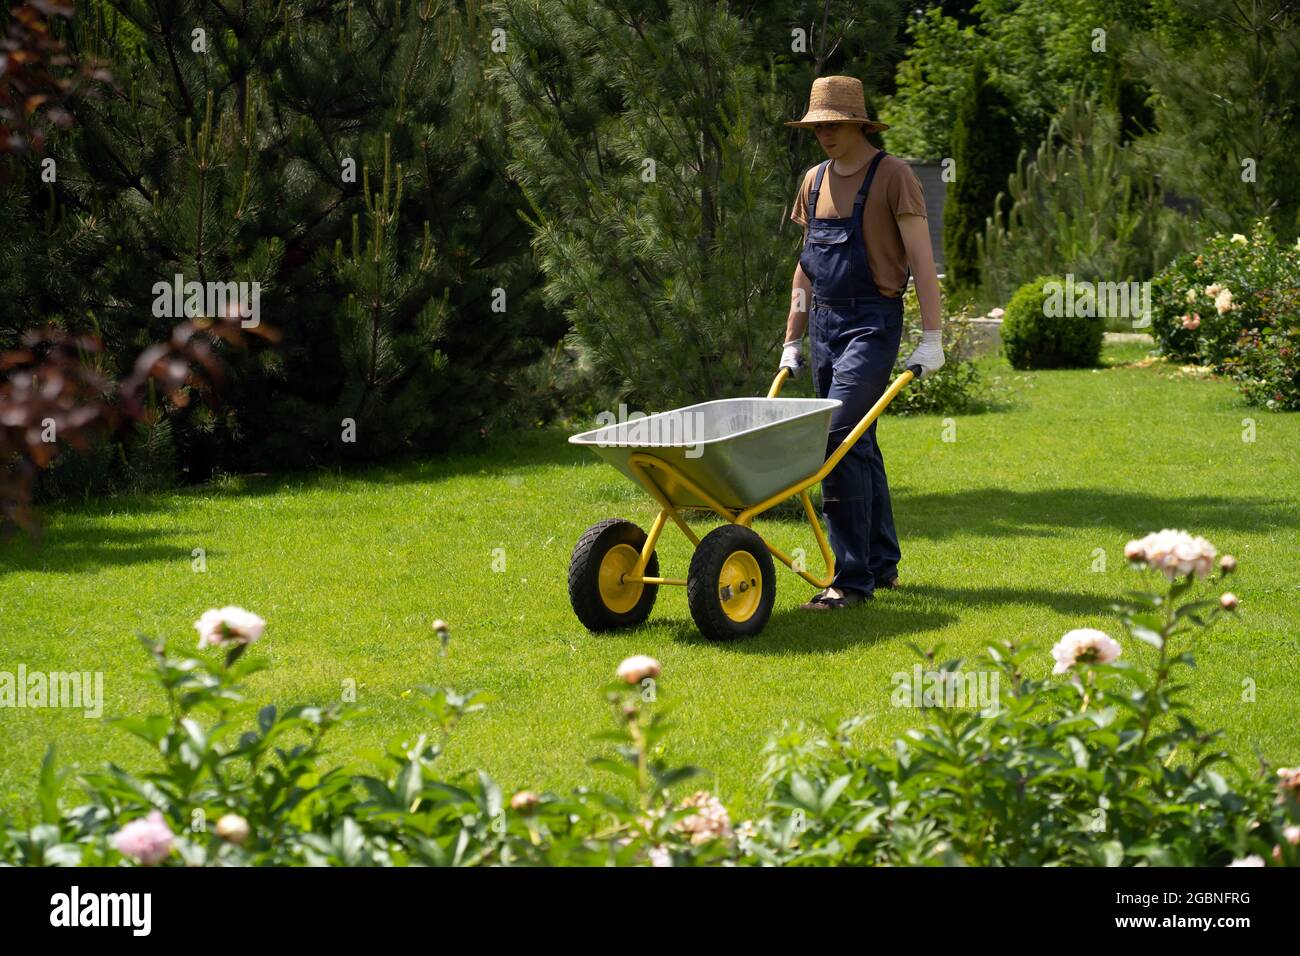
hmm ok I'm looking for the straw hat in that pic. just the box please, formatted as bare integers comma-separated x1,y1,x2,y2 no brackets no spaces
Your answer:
786,75,889,132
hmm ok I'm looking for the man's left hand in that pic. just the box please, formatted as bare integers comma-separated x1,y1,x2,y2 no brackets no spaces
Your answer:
903,329,945,378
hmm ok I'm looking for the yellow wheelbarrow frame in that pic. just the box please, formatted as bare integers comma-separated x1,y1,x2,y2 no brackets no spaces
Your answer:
615,365,918,593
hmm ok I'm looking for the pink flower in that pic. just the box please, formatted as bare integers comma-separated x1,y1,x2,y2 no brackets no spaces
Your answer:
194,607,267,649
675,791,734,845
1220,592,1239,610
510,791,540,814
1051,629,1122,674
113,810,174,865
1278,767,1300,795
617,655,661,684
1124,529,1217,581
1181,313,1201,331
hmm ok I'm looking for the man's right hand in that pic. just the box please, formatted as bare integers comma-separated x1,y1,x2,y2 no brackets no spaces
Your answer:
779,339,804,377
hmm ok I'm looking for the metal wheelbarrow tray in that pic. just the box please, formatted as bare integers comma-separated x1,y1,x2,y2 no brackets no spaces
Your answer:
568,397,841,510
566,365,921,642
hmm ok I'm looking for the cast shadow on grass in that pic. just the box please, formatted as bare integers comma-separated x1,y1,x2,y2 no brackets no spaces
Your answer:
658,580,1113,653
663,601,957,654
891,487,1291,540
0,526,219,576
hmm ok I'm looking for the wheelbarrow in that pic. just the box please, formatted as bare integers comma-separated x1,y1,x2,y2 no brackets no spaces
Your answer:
566,364,921,641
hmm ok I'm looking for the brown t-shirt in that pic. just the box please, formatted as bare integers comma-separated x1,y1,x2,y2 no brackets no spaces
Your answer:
790,152,927,298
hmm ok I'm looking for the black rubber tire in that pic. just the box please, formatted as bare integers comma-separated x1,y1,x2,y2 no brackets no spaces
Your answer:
686,524,776,641
568,519,660,632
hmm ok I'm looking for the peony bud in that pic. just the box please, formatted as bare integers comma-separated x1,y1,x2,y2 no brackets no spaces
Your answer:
432,619,450,656
1220,592,1239,611
1219,554,1236,574
215,813,251,845
616,655,661,684
510,791,540,814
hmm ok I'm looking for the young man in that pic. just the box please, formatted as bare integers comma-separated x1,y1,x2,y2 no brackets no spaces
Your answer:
779,75,945,610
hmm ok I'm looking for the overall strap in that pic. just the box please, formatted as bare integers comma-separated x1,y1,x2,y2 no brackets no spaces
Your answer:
807,160,831,220
852,150,888,211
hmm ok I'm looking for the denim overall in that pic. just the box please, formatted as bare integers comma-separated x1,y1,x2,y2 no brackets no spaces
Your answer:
799,152,904,596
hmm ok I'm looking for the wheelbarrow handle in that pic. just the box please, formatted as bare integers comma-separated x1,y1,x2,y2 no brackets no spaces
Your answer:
767,363,924,398
767,367,792,398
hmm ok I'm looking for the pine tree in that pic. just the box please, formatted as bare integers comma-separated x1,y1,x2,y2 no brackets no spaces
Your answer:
943,58,1018,293
1133,0,1300,239
977,96,1195,305
494,0,792,407
1,0,556,483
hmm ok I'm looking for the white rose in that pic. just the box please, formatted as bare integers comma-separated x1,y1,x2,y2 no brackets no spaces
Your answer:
616,655,661,684
1231,233,1247,244
194,607,267,649
1051,629,1122,675
1215,289,1233,314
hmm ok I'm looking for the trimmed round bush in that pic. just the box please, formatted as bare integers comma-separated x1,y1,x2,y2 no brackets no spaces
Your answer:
1000,275,1105,369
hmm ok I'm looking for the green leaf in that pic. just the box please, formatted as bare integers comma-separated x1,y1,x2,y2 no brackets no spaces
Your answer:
37,745,60,825
258,705,277,733
1129,623,1164,649
789,773,819,811
588,756,639,782
820,774,852,813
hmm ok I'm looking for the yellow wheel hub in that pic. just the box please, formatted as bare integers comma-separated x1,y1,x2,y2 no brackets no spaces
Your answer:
598,543,645,614
718,550,762,622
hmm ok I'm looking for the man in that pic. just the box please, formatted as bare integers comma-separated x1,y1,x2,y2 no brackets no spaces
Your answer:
779,75,944,610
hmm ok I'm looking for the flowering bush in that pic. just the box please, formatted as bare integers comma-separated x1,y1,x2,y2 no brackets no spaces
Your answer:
1150,221,1300,409
746,533,1297,866
2,540,1295,866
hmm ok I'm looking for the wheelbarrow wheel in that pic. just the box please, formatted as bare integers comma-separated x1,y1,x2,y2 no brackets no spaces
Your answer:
687,525,775,641
568,519,660,631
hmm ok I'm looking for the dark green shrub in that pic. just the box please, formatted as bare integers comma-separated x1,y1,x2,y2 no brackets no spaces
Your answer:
943,59,1019,293
889,288,986,414
1001,274,1105,369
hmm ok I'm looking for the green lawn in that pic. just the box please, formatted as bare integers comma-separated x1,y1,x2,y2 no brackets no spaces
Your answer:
2,339,1298,818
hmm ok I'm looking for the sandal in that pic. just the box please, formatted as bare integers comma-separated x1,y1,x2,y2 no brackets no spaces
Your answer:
798,589,834,611
799,588,871,610
816,588,871,609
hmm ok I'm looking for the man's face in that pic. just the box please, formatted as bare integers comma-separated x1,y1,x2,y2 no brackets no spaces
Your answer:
812,122,861,158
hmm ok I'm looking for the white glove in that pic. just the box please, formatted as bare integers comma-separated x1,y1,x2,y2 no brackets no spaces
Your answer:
903,329,945,378
779,339,804,377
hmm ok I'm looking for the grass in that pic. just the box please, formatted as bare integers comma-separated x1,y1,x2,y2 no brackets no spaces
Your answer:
2,339,1298,819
